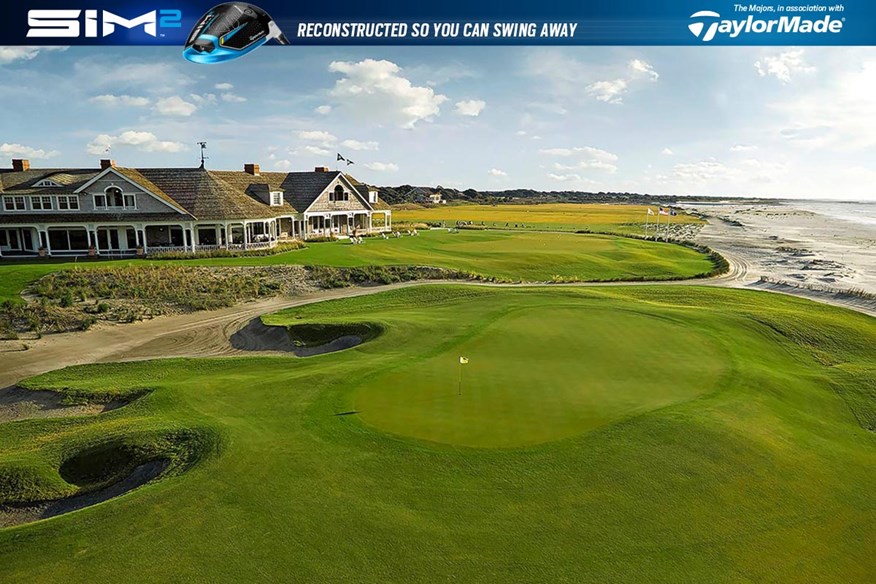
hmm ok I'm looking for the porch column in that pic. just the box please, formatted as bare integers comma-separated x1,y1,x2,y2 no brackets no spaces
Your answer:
226,223,232,248
141,228,148,255
42,230,52,256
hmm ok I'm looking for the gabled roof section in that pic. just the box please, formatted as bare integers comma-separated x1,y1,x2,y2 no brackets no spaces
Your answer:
0,168,100,194
278,170,342,212
133,168,294,220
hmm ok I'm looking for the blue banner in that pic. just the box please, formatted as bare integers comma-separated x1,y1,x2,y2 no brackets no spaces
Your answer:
8,0,876,46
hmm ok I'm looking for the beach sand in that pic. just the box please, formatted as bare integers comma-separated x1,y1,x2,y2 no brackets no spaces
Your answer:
687,203,876,297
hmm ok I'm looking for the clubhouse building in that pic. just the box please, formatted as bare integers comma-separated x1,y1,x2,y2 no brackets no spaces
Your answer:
0,159,392,257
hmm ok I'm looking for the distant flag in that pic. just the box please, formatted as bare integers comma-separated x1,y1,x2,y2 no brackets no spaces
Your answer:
647,208,655,216
457,356,469,394
658,207,669,216
459,356,469,364
669,208,678,216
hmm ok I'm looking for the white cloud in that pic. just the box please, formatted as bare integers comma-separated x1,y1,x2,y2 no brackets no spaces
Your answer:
539,146,618,172
86,131,186,155
298,130,336,147
455,99,486,117
0,143,60,159
548,173,593,183
341,139,379,151
661,147,674,155
155,95,197,116
293,145,331,156
730,144,757,152
0,46,66,65
628,59,659,81
214,83,234,91
328,59,448,129
188,93,217,107
314,105,332,115
488,168,507,177
585,79,628,104
363,162,399,172
221,92,246,103
274,159,294,170
755,49,815,83
584,58,659,105
89,94,150,107
770,59,876,149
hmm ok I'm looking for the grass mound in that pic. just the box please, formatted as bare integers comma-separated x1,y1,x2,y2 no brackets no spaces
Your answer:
286,322,384,348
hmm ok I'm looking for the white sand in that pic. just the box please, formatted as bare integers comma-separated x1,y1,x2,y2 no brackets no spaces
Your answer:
686,202,876,296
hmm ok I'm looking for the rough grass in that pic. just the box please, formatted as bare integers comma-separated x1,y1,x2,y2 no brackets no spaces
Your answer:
393,203,704,235
1,286,871,582
0,229,716,305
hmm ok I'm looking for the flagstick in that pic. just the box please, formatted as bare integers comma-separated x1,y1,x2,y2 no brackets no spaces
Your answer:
644,210,649,239
666,211,671,242
654,212,660,240
458,360,462,396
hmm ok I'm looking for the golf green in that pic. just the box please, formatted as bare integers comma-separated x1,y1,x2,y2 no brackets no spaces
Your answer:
355,306,727,447
1,285,874,583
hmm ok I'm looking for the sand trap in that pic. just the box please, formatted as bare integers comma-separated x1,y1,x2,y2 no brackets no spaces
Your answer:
230,318,367,356
0,386,127,424
0,459,169,528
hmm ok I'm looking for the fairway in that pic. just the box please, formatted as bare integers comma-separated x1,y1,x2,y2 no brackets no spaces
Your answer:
0,229,716,303
2,285,874,583
356,306,727,447
393,203,703,234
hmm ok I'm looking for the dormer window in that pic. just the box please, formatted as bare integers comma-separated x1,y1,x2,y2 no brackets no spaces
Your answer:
32,179,62,188
270,191,283,206
368,190,377,204
96,185,136,209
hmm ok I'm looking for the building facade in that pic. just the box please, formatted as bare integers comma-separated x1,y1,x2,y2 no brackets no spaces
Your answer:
0,159,391,257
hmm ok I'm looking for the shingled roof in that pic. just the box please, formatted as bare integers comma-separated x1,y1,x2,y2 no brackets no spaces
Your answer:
1,164,387,221
0,169,100,195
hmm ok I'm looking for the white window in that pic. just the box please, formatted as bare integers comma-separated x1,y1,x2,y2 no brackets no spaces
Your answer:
97,186,136,209
3,196,24,211
33,179,61,188
270,192,283,206
330,185,349,202
32,196,54,210
57,196,80,210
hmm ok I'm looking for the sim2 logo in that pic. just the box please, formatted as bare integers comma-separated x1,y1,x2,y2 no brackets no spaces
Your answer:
27,9,182,38
688,10,844,42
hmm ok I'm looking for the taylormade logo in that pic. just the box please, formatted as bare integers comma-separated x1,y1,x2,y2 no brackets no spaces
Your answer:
688,10,844,42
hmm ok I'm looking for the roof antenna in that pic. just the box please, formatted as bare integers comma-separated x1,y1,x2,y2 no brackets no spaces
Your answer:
197,141,208,169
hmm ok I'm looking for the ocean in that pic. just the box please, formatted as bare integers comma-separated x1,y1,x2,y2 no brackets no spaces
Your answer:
795,201,876,227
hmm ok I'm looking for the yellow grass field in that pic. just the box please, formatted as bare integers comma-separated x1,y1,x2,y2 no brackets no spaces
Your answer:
393,203,702,234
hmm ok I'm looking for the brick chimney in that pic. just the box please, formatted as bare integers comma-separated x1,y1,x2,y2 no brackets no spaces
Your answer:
314,166,329,172
12,159,30,172
100,159,116,170
244,163,260,175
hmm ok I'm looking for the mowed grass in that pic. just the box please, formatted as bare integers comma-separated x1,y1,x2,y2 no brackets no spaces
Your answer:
356,306,727,447
2,285,874,583
0,229,715,303
394,202,703,234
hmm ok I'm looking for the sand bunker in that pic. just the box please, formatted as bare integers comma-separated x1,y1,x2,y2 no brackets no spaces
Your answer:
230,319,381,357
0,459,169,528
0,386,129,424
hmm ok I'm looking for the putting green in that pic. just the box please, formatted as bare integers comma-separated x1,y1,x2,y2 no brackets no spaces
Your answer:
355,307,727,447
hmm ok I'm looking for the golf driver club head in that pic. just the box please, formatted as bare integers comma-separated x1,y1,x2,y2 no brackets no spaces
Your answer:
183,2,289,64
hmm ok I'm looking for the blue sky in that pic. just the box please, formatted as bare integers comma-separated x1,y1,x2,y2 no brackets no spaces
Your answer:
1,45,874,199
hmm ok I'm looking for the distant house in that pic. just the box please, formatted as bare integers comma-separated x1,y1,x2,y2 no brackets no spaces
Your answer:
0,159,391,257
405,186,447,205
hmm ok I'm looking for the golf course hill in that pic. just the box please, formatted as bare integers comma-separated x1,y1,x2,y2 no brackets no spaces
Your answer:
1,284,874,582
